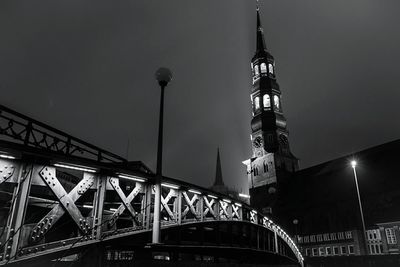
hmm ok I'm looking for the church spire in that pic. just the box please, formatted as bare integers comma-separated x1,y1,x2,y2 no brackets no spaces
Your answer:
213,148,224,186
256,5,267,54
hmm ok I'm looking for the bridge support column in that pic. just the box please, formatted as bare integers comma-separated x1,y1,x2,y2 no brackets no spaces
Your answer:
92,175,106,240
177,190,182,225
152,177,161,243
144,184,152,230
3,164,33,261
199,194,204,221
274,226,279,254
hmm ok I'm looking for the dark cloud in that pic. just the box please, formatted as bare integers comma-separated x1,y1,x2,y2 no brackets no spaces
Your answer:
1,1,399,191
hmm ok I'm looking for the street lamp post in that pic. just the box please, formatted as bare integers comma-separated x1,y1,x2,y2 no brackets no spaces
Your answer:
351,160,368,255
152,67,172,244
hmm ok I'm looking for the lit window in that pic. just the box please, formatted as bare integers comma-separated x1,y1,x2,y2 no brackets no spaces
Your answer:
318,247,325,256
312,248,318,256
273,95,280,110
254,96,260,110
304,236,309,243
333,247,339,255
323,233,330,241
326,247,332,256
345,231,353,239
263,94,270,108
348,245,355,254
254,65,259,75
260,63,267,73
385,228,397,244
338,232,345,240
341,246,347,254
330,233,337,240
268,63,274,74
317,234,323,242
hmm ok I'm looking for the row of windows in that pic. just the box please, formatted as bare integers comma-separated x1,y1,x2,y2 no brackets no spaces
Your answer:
252,94,280,112
368,243,383,255
298,231,353,244
252,62,274,77
305,245,355,257
367,229,381,241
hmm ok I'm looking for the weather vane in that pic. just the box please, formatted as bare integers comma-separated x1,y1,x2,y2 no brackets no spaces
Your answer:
256,0,260,11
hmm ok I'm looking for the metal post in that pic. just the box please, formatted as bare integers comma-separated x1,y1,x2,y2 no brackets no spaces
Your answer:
177,190,182,225
352,166,368,255
152,83,166,244
144,184,152,230
4,164,33,260
92,174,106,240
274,226,279,253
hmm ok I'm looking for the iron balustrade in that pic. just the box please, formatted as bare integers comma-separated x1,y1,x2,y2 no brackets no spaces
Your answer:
0,105,127,163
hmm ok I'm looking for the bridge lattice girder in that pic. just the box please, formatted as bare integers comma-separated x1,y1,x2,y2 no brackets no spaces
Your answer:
0,153,303,266
0,105,303,266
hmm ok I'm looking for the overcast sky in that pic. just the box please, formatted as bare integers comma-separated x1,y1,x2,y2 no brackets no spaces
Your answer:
1,0,399,192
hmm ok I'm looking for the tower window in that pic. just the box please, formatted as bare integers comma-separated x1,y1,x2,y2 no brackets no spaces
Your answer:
273,95,280,110
260,63,267,73
263,94,270,109
268,63,274,74
254,96,260,111
254,65,259,76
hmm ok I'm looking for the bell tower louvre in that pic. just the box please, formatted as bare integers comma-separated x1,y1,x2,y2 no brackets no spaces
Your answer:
243,5,299,214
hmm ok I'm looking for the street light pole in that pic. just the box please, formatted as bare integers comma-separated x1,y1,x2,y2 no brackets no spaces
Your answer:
152,67,172,244
351,160,368,255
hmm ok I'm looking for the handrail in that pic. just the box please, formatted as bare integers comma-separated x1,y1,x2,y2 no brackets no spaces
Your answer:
0,104,127,163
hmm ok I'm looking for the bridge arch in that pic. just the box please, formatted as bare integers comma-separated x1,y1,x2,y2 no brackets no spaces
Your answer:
0,105,303,266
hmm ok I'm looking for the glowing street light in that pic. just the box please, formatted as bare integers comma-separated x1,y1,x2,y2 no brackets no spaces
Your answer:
152,67,172,244
350,159,368,255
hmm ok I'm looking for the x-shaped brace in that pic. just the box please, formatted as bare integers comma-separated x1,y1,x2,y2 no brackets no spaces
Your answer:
108,178,142,227
182,192,200,220
161,189,176,221
262,217,272,230
33,167,94,243
219,201,230,220
250,210,257,223
232,204,241,219
203,197,216,219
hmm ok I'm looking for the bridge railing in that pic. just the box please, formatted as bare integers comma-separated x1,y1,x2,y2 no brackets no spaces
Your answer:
0,148,303,266
0,105,127,163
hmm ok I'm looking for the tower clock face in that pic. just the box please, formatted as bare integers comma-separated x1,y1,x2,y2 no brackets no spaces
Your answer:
253,136,263,148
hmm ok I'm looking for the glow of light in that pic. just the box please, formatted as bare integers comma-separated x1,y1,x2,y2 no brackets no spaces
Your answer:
252,210,257,214
83,205,93,209
161,183,179,190
207,194,218,199
118,174,146,183
54,163,96,173
110,208,118,212
351,160,357,168
0,154,16,160
235,203,242,207
222,198,231,203
188,189,201,195
239,193,250,199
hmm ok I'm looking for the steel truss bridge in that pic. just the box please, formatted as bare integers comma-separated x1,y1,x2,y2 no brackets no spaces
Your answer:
0,105,303,266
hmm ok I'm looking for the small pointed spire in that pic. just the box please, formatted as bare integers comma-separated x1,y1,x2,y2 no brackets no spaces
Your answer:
256,3,267,53
213,148,224,186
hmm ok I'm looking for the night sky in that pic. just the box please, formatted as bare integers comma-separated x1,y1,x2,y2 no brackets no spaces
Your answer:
1,1,399,193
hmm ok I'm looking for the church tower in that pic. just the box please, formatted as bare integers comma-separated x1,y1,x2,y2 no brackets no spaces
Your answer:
243,6,298,213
